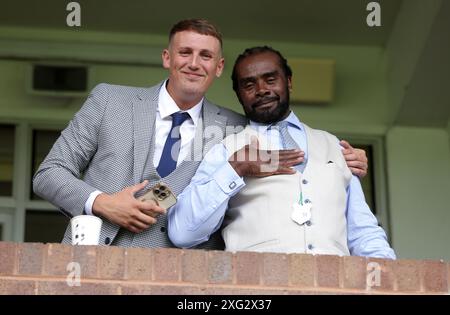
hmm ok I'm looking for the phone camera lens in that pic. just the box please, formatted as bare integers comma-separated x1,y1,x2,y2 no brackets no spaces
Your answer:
160,192,167,198
154,189,160,194
159,185,166,191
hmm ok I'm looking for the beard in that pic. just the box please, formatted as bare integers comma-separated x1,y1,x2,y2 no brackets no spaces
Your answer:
243,90,290,124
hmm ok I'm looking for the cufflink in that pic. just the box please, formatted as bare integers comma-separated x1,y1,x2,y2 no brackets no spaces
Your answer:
229,181,237,189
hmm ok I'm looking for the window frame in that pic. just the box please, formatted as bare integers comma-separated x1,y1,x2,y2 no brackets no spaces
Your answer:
0,119,65,242
0,210,13,241
336,133,391,238
0,123,16,198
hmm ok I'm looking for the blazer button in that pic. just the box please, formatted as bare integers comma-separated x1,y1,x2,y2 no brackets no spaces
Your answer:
160,227,166,233
306,220,312,226
104,237,111,245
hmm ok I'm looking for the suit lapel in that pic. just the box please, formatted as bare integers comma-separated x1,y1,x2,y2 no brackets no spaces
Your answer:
172,99,227,171
132,83,162,183
201,100,228,154
133,91,228,183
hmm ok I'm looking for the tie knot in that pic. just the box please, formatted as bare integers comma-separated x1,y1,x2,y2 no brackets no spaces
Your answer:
271,120,289,131
171,112,190,127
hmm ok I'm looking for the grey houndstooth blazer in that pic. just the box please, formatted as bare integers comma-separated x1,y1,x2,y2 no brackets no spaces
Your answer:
33,81,246,249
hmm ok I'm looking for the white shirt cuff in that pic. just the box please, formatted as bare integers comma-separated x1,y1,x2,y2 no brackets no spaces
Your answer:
84,190,103,215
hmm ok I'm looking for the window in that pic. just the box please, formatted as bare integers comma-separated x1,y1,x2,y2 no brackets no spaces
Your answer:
32,65,87,92
0,224,3,241
25,210,69,243
348,139,390,235
0,124,15,196
336,134,390,235
353,144,376,213
30,129,61,200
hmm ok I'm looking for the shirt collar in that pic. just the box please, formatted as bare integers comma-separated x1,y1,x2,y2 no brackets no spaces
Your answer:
249,110,303,133
158,80,203,126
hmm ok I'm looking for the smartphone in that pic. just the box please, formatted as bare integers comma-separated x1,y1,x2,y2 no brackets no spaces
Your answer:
138,182,177,210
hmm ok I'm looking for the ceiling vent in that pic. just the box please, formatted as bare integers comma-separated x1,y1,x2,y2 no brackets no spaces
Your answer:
28,63,90,97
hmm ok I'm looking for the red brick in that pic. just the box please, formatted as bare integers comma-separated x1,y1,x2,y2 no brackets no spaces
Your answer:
343,256,367,290
153,248,181,282
262,253,289,286
37,280,119,295
448,262,450,294
207,251,233,284
0,279,36,295
315,255,341,288
421,260,448,293
0,242,16,275
314,289,359,295
125,248,152,281
235,251,261,285
121,284,153,295
149,285,189,295
203,287,238,295
183,286,209,295
72,245,97,279
17,243,45,275
181,249,207,283
394,259,421,292
367,258,395,292
287,289,318,295
182,285,276,295
205,287,284,295
234,288,286,295
44,243,73,276
97,246,125,280
288,253,314,287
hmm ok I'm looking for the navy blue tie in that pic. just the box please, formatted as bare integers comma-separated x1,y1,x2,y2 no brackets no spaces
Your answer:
157,111,190,177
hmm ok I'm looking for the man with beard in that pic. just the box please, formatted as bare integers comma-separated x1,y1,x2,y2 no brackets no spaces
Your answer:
34,17,367,249
168,46,395,258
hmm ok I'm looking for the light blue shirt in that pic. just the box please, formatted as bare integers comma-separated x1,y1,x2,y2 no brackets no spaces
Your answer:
168,111,396,259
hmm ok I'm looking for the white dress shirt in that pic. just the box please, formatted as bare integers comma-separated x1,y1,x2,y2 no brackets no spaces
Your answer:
84,80,203,215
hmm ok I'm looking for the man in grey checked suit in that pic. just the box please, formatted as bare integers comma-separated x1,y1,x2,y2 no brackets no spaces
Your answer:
33,19,248,248
33,19,367,249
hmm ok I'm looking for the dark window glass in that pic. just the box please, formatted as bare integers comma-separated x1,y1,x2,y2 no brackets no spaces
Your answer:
31,129,61,200
25,210,69,243
0,224,3,241
0,125,15,196
353,144,376,214
33,65,87,92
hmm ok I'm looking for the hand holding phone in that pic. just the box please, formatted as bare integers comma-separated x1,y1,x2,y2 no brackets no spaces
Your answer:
138,182,177,210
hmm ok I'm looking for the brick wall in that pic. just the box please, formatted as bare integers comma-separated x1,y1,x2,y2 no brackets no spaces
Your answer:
0,241,448,295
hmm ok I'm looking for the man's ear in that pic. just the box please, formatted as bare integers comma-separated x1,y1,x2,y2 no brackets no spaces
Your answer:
287,76,293,91
162,49,170,69
215,57,225,77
